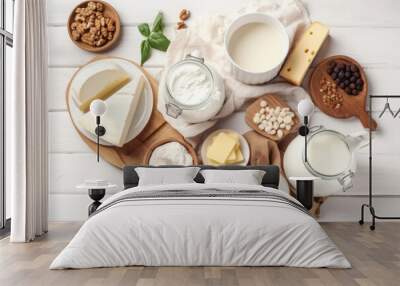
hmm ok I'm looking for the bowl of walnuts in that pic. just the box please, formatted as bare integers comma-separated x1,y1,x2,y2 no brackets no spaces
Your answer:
68,0,121,52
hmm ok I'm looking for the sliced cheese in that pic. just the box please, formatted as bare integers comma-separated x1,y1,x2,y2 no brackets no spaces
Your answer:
72,63,131,112
206,132,238,164
280,22,329,86
79,76,146,147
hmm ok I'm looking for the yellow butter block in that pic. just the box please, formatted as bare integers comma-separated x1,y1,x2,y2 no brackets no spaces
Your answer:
227,145,238,161
280,22,329,86
206,132,238,164
226,145,244,164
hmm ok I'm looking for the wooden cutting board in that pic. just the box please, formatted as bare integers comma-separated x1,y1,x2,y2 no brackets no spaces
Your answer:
66,56,197,169
309,55,377,130
245,94,300,142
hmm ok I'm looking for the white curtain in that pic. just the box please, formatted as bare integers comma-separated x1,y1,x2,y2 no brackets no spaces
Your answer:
9,0,48,242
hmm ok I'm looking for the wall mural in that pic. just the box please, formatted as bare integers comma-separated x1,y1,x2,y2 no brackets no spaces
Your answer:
66,1,376,215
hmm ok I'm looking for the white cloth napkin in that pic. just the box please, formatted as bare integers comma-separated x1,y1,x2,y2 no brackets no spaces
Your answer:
158,0,311,139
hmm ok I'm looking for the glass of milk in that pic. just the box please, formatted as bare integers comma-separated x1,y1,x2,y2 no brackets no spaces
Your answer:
224,13,289,84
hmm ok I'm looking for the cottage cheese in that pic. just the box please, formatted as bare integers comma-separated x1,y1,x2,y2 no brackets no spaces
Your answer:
149,142,193,166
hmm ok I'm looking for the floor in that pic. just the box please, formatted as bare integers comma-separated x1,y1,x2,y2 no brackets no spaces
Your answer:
0,222,399,286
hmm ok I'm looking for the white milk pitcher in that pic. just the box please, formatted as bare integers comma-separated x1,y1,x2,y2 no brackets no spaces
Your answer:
303,127,369,192
283,127,369,196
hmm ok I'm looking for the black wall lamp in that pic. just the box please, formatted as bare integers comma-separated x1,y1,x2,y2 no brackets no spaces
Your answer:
297,99,315,162
90,99,107,162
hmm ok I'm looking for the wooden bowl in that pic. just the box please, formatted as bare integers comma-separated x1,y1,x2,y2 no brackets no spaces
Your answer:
67,0,121,53
144,138,199,165
245,94,300,142
309,55,377,130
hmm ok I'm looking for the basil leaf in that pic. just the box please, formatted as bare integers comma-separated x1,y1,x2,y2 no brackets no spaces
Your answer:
140,40,151,66
148,32,170,52
152,12,164,32
138,23,150,37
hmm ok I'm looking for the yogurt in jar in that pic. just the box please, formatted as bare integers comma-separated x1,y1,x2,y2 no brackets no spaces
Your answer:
164,56,225,123
167,62,213,106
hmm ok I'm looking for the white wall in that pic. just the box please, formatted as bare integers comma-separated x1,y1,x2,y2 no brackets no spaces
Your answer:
46,0,400,221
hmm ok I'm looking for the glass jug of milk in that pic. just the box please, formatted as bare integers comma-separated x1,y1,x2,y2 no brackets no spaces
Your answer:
303,128,368,192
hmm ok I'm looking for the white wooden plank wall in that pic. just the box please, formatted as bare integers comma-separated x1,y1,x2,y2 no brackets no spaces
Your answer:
46,0,400,221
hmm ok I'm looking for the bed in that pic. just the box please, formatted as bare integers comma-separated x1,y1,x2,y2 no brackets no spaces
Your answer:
50,165,350,269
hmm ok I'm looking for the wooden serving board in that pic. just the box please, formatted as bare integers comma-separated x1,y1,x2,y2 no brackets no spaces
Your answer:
245,94,300,142
66,57,196,169
309,55,377,130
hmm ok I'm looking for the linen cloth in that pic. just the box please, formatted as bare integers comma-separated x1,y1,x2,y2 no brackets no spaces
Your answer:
158,0,311,139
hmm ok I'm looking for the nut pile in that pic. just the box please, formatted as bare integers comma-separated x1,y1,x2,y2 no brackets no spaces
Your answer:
320,78,343,109
252,100,295,139
327,61,364,96
177,9,190,30
70,1,116,48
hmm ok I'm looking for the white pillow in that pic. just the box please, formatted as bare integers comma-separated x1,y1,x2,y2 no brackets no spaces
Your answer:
200,169,266,185
136,167,200,186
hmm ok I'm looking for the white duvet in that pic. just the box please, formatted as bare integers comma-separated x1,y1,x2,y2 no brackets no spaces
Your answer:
50,183,350,269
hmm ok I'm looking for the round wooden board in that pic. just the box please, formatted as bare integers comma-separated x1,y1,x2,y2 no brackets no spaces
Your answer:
66,56,193,169
143,138,198,165
245,94,300,142
309,55,377,130
68,0,121,53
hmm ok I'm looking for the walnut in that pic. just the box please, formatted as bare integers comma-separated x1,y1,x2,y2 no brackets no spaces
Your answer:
107,22,115,32
96,2,104,12
176,21,187,30
107,32,113,41
89,27,98,34
76,23,86,34
70,22,78,30
100,17,106,27
81,32,95,45
179,9,190,21
87,2,97,11
101,27,108,37
95,38,106,47
71,30,81,41
74,14,85,22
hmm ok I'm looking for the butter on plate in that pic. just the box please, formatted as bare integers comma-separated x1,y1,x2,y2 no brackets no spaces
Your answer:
79,75,145,147
206,132,244,165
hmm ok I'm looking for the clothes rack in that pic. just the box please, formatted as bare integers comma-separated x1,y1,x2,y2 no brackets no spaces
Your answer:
359,94,400,230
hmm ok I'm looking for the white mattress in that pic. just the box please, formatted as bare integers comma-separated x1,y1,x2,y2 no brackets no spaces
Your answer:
50,183,350,269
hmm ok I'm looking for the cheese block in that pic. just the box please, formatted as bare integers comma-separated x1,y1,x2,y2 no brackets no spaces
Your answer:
206,132,238,164
72,63,131,112
78,75,146,147
280,22,329,86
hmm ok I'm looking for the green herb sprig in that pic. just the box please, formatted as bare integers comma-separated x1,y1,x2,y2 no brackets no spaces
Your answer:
138,12,171,65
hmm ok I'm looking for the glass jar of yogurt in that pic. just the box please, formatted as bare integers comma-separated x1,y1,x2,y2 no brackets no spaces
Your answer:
164,54,225,123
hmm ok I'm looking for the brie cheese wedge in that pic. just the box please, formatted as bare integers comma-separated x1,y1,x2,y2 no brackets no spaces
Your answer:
72,62,131,112
79,75,146,147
